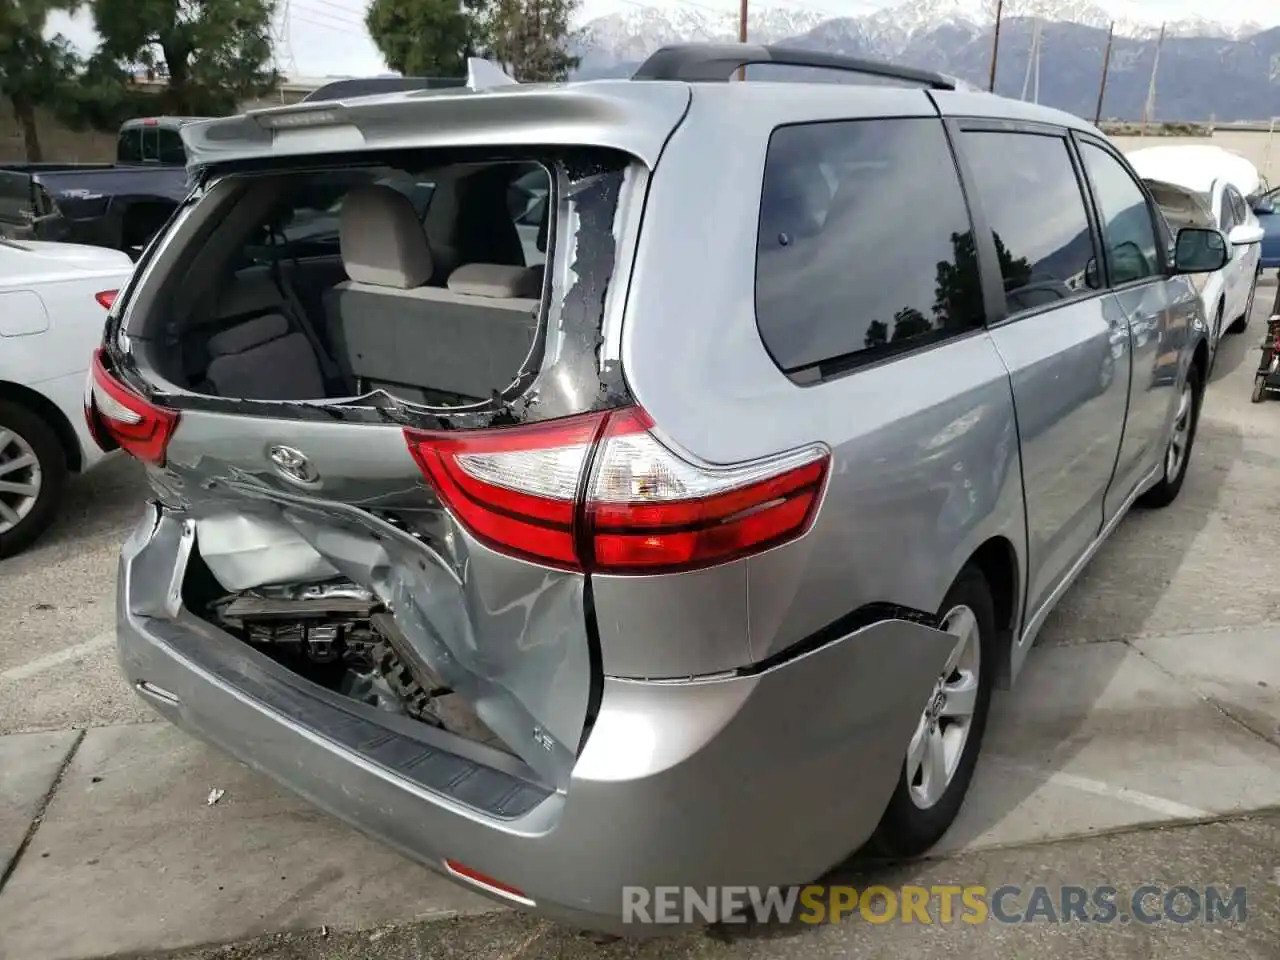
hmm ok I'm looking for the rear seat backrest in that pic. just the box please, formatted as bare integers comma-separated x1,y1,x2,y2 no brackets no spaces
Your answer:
323,184,543,402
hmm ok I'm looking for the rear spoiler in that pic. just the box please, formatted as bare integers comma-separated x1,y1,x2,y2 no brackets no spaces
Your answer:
179,61,690,174
300,77,465,103
300,59,518,104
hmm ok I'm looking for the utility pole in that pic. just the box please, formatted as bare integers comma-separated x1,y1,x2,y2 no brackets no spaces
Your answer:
1141,22,1166,135
1020,19,1037,101
1093,21,1114,125
1033,24,1040,103
737,0,748,81
988,0,1004,92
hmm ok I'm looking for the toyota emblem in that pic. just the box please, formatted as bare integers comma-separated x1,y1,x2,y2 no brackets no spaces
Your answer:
268,444,319,484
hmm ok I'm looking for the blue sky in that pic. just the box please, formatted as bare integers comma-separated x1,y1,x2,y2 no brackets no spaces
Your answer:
46,0,1280,80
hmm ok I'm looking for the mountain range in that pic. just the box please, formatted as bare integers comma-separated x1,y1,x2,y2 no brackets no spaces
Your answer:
570,0,1280,121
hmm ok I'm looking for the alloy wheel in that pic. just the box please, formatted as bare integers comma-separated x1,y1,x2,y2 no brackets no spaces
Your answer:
906,603,982,810
1165,381,1193,481
0,426,43,534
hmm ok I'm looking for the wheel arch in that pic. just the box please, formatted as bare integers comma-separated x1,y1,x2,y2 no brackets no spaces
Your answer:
1191,335,1210,386
0,380,82,472
962,535,1021,690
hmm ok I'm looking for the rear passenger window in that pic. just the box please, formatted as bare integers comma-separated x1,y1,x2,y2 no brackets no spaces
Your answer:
1078,142,1161,285
117,128,143,164
960,131,1100,315
754,118,983,374
1227,187,1248,228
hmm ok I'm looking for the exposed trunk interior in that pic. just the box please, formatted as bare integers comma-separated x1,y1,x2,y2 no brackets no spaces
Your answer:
112,147,636,788
136,156,554,408
181,549,515,756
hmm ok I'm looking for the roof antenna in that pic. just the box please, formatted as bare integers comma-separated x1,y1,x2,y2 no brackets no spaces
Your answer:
466,58,519,90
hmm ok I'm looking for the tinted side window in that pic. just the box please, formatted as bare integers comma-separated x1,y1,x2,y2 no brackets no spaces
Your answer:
960,131,1100,314
755,118,983,373
157,128,186,165
117,128,143,164
140,126,159,163
1218,191,1236,232
1227,187,1248,227
1079,142,1160,285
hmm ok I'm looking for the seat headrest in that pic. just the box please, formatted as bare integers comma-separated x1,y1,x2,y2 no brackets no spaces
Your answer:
339,184,433,289
447,263,542,299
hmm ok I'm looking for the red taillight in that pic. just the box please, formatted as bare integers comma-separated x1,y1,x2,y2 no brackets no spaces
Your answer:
86,349,179,465
403,407,829,574
95,290,117,309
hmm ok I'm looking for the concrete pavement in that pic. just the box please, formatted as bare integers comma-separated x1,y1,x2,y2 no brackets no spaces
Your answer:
1,287,1279,958
1,622,1277,960
152,813,1280,960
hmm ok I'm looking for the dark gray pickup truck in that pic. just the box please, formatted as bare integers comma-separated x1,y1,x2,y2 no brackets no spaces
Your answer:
0,116,204,258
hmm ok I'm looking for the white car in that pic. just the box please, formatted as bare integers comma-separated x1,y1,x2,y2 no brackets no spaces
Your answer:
0,239,132,558
1127,145,1265,356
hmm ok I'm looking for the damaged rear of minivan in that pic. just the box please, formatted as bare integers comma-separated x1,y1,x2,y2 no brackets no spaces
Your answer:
94,73,954,934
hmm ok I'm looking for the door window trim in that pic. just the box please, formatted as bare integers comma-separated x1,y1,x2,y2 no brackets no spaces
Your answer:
1071,131,1170,292
948,118,1109,329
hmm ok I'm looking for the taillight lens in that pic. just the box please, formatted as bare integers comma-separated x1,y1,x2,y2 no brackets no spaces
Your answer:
586,408,829,572
86,349,179,465
95,290,117,309
403,407,829,574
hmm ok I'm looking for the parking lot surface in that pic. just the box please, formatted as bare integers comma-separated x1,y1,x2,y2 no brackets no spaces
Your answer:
2,285,1279,958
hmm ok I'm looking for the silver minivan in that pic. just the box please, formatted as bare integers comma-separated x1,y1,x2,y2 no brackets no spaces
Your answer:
90,44,1228,935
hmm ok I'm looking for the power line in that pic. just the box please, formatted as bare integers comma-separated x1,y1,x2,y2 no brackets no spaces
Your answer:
291,2,366,29
291,12,364,34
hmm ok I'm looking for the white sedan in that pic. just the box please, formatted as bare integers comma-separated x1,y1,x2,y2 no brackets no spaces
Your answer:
0,239,132,558
1127,145,1265,357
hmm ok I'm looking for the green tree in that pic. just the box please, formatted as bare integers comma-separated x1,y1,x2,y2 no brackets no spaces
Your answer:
891,306,932,342
864,319,888,350
0,0,81,160
480,0,579,82
88,0,278,116
366,0,482,77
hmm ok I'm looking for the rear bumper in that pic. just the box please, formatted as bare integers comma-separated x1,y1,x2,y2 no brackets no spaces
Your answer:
116,507,955,935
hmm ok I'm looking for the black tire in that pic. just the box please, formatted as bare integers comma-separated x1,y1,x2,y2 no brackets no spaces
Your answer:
1207,303,1224,378
1138,362,1202,509
0,400,68,559
1253,373,1269,403
869,564,997,858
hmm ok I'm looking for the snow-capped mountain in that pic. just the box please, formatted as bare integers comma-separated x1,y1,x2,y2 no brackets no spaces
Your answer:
570,0,1279,119
575,5,826,73
574,0,1269,73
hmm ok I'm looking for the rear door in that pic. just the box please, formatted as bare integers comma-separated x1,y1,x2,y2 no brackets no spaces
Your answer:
953,121,1130,620
1215,181,1245,318
1225,183,1258,315
1074,133,1188,518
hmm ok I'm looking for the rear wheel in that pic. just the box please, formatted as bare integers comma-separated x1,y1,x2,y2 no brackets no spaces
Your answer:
870,564,996,857
1228,269,1259,334
1208,302,1224,377
1138,362,1202,508
0,401,68,559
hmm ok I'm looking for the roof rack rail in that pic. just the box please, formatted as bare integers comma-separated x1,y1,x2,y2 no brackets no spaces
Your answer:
631,43,956,91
